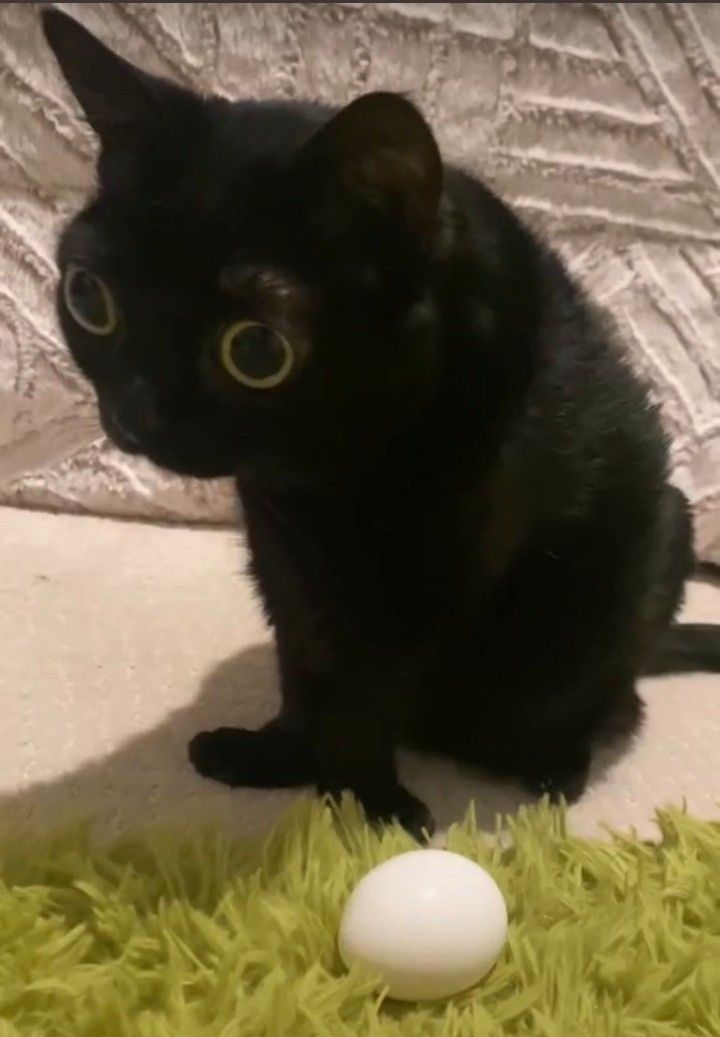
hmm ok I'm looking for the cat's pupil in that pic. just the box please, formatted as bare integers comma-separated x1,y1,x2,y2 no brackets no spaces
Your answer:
230,324,286,380
66,268,111,331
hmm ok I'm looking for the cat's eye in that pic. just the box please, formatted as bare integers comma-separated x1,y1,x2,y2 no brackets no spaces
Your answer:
220,321,294,390
63,265,117,336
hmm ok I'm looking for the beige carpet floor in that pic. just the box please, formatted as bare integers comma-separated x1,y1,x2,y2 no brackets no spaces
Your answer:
1,505,718,842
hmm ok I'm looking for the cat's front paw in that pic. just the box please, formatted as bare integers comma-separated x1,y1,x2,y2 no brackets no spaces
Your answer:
189,725,312,788
321,781,435,841
522,752,590,805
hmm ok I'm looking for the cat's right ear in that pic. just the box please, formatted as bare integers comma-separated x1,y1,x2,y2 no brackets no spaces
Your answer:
42,7,170,142
296,92,443,248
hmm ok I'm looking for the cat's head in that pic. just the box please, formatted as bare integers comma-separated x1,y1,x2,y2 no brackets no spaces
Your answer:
42,8,445,481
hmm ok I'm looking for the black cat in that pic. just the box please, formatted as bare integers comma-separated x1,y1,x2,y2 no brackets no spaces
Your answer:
43,9,720,837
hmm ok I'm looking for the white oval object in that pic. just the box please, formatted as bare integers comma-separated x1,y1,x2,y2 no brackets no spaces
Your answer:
338,848,508,1001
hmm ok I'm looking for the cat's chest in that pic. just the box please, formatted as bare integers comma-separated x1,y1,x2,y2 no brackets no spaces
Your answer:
239,484,438,642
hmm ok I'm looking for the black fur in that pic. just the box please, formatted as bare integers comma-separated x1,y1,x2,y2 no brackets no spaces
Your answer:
43,9,720,838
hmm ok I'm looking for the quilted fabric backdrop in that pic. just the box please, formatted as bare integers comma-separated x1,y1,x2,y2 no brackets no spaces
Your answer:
1,3,719,559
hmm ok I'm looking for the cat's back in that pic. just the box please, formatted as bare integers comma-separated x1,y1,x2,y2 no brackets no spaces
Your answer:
527,219,659,477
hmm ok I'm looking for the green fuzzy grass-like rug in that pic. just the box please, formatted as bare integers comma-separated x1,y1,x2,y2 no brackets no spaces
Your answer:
1,800,719,1036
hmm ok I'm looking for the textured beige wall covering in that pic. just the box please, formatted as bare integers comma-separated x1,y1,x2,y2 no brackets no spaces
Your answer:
1,3,719,557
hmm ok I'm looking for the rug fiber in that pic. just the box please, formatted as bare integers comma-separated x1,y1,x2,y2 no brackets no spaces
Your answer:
1,799,719,1036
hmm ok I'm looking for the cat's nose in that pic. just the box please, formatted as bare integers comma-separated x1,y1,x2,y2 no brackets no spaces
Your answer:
118,378,160,432
105,378,161,450
110,413,142,449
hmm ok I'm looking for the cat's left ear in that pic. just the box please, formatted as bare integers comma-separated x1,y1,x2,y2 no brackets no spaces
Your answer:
297,92,443,242
42,7,177,143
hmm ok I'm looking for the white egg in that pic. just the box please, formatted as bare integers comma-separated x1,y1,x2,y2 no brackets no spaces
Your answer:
338,848,508,1002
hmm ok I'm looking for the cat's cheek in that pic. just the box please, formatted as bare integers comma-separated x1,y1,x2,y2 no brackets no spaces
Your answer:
139,440,240,479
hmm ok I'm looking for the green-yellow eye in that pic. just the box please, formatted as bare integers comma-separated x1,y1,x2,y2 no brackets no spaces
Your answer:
220,321,294,389
63,265,117,336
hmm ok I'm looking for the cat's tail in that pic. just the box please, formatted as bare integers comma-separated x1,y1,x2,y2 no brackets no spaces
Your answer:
643,623,720,675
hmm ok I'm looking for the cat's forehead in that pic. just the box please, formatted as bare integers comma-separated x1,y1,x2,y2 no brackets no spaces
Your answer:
153,103,311,232
59,102,321,283
59,178,266,280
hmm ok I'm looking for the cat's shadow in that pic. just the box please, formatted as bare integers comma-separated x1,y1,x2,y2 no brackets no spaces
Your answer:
0,642,620,839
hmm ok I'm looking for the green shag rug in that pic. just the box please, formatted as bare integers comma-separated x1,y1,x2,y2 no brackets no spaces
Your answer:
1,799,719,1036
